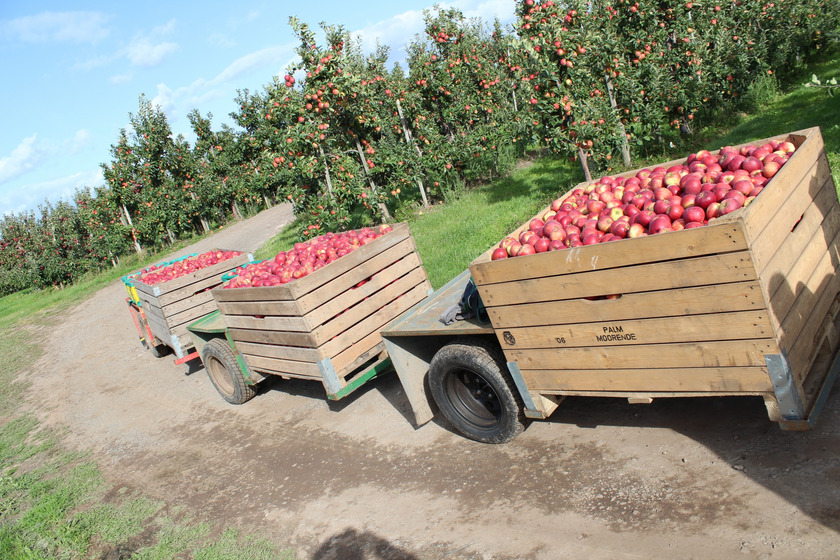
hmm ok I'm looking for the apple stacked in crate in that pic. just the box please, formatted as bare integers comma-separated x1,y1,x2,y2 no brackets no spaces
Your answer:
471,127,840,427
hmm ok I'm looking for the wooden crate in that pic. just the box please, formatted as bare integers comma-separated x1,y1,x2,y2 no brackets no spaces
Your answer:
469,127,840,426
132,250,252,357
211,223,432,395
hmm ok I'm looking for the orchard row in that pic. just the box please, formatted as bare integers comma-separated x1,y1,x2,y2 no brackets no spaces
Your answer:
1,1,834,295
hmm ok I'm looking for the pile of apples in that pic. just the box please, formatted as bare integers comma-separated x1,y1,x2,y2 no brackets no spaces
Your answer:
225,225,393,288
139,250,242,285
491,139,797,260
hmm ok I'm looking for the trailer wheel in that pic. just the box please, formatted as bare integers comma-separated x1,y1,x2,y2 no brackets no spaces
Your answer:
201,338,256,405
428,339,527,443
147,341,170,358
137,317,170,358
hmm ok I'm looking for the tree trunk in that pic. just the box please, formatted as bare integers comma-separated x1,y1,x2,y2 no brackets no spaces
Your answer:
578,147,593,182
354,138,392,221
317,144,334,196
121,203,142,253
395,99,430,209
604,74,632,167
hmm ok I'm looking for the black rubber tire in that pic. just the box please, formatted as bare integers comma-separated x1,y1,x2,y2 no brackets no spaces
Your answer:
428,338,527,443
148,342,170,358
201,338,257,405
138,316,170,358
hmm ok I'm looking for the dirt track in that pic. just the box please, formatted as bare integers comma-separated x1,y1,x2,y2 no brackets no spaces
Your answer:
23,203,840,559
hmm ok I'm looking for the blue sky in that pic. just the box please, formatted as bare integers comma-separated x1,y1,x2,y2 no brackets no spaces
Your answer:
0,1,515,217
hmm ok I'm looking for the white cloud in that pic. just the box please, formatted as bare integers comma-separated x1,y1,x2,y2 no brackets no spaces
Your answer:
110,73,133,84
125,19,179,68
1,11,111,44
126,38,178,67
0,170,103,217
0,135,44,184
66,130,92,155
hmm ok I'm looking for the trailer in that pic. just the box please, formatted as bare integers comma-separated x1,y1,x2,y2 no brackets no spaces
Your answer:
184,127,840,443
124,250,252,362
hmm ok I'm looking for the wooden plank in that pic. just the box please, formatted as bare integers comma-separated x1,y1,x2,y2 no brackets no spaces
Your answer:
320,281,432,359
217,299,301,317
227,327,316,348
165,299,220,330
312,268,431,346
748,153,833,273
222,314,312,333
304,252,422,326
332,340,386,381
740,128,822,244
233,341,320,363
241,354,321,377
773,229,840,353
479,251,757,307
296,237,417,315
495,310,774,350
761,176,840,297
535,390,772,398
507,339,779,370
488,280,767,329
160,289,215,316
521,367,773,393
470,221,748,285
767,199,840,332
784,262,840,384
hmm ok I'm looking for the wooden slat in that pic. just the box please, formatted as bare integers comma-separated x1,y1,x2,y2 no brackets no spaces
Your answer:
211,224,411,303
144,311,172,342
507,339,779,370
320,281,432,359
304,252,422,326
165,299,219,330
488,281,766,328
773,229,840,353
470,221,748,285
521,367,773,393
222,314,311,333
217,299,301,317
160,289,215,316
761,175,840,299
332,340,386,381
227,327,316,348
311,266,429,345
479,251,756,307
783,257,840,383
740,129,822,244
495,310,774,350
233,341,320,363
241,354,321,377
748,153,833,273
767,200,840,332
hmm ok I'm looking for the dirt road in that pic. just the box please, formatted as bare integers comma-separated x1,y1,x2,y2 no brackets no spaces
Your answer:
24,203,840,559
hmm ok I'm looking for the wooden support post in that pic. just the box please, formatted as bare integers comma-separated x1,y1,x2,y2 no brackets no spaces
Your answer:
395,99,430,209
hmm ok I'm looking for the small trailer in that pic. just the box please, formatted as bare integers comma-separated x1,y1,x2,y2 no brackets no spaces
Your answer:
124,251,252,362
181,127,840,443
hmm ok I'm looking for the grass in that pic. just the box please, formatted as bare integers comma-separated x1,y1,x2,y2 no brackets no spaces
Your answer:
0,48,838,559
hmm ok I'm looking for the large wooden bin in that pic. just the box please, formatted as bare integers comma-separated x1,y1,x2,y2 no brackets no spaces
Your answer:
211,223,432,396
470,127,840,428
132,250,252,358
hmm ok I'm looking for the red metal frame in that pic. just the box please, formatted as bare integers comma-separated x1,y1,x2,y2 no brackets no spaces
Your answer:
174,351,199,365
127,298,156,346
